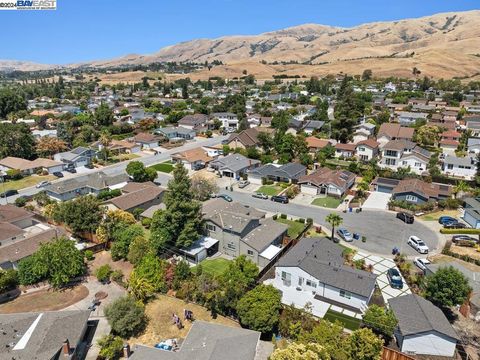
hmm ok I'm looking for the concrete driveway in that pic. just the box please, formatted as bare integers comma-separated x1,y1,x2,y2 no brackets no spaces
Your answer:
362,191,391,210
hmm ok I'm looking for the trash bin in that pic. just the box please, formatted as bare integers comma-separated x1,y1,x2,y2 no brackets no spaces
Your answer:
349,207,352,212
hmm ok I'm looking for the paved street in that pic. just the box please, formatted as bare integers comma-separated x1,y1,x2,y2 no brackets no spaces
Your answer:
221,190,443,257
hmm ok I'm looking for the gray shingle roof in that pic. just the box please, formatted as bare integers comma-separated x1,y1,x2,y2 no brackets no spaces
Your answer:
46,172,128,195
388,294,458,340
210,154,260,173
241,218,288,252
277,237,377,298
129,321,260,360
249,163,306,180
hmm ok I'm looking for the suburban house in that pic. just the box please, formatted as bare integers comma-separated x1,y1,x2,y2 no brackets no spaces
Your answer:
439,130,461,153
397,111,428,126
54,146,98,168
355,139,380,161
379,140,431,174
226,127,275,151
0,157,64,175
260,116,273,127
210,112,239,132
389,294,458,357
104,182,165,213
202,144,223,158
387,178,451,204
428,113,456,130
377,123,414,148
171,148,214,170
302,120,324,134
269,237,377,317
462,197,480,229
442,155,477,179
202,199,288,268
155,127,196,141
247,163,307,185
129,321,262,360
467,138,480,154
210,154,261,178
92,139,141,155
353,122,376,143
306,136,332,154
45,172,129,201
133,132,160,149
334,143,356,158
178,113,209,131
298,167,355,197
0,310,92,360
0,205,64,270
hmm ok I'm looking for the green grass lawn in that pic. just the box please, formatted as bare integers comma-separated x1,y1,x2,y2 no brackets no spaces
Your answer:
256,185,282,196
193,258,232,276
419,209,458,221
311,196,343,209
323,309,361,330
275,218,307,238
149,161,174,173
1,175,56,192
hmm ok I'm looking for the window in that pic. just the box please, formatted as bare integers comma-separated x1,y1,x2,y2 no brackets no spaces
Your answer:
227,243,236,250
414,162,422,167
247,250,254,256
402,161,407,165
339,290,351,299
385,150,397,157
306,279,317,288
298,277,304,286
358,147,365,152
281,271,291,287
385,158,396,166
206,224,216,232
406,195,418,202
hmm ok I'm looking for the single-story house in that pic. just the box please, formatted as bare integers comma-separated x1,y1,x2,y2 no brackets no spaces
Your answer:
298,167,355,197
0,157,64,175
171,148,213,170
305,137,332,154
178,113,209,131
397,111,428,126
247,163,307,185
210,154,261,178
467,138,480,154
155,127,196,141
92,139,141,155
270,237,377,317
389,294,458,357
129,321,262,360
302,120,324,134
226,127,275,151
133,132,160,149
353,122,376,143
0,310,92,360
54,146,97,168
104,182,165,212
390,178,451,204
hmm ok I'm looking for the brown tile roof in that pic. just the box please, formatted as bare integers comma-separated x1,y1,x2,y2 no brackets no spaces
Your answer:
227,128,275,147
134,132,159,143
356,139,379,149
441,130,461,139
439,139,459,146
378,123,414,140
306,136,331,149
105,186,165,211
172,148,213,163
392,178,451,199
0,157,62,171
298,167,355,190
335,143,356,151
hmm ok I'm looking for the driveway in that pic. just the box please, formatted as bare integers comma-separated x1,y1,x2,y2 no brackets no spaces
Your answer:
362,191,391,210
223,191,442,257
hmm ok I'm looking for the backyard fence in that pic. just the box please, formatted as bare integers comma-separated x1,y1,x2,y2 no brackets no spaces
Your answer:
381,347,415,360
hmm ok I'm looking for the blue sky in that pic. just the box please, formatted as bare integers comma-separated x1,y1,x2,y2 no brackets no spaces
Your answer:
0,0,478,64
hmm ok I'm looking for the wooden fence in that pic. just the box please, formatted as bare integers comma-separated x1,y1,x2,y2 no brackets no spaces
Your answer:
382,347,415,360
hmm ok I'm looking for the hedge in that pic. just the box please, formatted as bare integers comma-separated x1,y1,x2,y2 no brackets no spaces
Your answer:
439,228,480,235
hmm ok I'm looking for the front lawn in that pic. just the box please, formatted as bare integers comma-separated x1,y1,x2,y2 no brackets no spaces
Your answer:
323,309,361,330
111,153,140,162
193,258,232,276
149,161,174,173
256,185,282,196
419,209,458,221
275,218,307,238
311,196,343,209
1,174,56,191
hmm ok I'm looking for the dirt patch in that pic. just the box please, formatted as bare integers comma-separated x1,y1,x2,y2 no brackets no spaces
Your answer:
0,285,89,313
128,295,239,346
89,251,134,280
429,254,480,272
448,244,480,261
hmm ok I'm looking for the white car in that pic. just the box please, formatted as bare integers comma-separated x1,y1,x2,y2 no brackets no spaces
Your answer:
36,180,51,188
414,257,431,271
408,236,429,254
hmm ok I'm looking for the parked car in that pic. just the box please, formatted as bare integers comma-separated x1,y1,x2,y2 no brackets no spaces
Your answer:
65,167,77,173
452,235,478,244
396,212,414,224
438,216,457,225
408,235,429,254
337,228,353,242
387,268,403,289
443,221,467,229
192,163,205,171
0,189,18,198
238,180,250,188
252,192,268,200
53,172,64,178
271,195,289,204
85,163,94,169
36,180,51,188
414,257,431,271
218,194,233,202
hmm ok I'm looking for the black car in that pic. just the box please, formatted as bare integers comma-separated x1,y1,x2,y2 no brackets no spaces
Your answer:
396,212,414,224
444,221,467,229
53,172,64,178
387,268,403,289
271,195,289,204
0,189,18,198
65,167,77,173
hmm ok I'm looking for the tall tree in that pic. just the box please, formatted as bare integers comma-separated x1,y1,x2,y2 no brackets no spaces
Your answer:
0,123,36,159
94,102,114,127
325,213,343,240
126,161,157,182
36,137,68,158
0,88,27,118
426,266,472,308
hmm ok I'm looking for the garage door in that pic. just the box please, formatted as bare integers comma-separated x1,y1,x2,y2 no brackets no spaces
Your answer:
376,185,393,194
300,184,318,195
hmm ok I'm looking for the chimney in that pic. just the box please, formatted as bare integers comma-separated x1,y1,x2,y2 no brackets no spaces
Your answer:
62,339,70,357
123,344,131,358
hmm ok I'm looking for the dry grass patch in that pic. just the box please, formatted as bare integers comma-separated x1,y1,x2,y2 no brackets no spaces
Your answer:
128,295,239,346
0,285,89,313
89,251,134,280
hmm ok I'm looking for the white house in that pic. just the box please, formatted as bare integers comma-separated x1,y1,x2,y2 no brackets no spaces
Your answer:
355,139,380,162
380,140,430,175
389,294,458,357
268,237,377,318
442,155,477,179
211,112,239,132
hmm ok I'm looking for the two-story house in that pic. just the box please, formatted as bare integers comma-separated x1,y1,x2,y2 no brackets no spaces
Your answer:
54,146,98,169
377,123,415,148
439,130,461,153
355,139,380,162
268,237,377,317
211,112,239,132
442,155,477,180
380,140,431,174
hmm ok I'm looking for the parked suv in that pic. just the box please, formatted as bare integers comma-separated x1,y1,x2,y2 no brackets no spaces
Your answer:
396,212,414,224
387,268,403,289
271,195,289,204
407,235,429,254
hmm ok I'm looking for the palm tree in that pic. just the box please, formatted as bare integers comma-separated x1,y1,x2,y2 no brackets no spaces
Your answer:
325,213,343,241
453,180,471,199
99,131,111,162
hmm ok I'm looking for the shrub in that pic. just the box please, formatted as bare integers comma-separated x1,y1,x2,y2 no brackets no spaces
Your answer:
296,218,305,224
97,335,123,360
280,213,287,219
84,250,94,261
361,236,367,243
104,296,146,338
141,217,152,228
440,228,480,235
306,218,313,225
95,264,112,283
272,214,278,220
111,270,124,285
15,197,27,207
6,169,22,180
